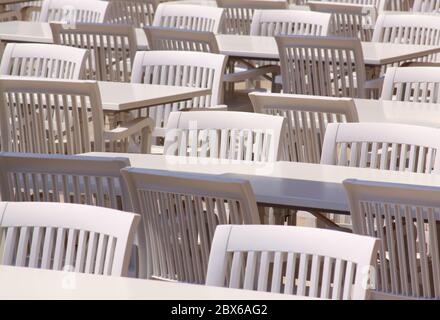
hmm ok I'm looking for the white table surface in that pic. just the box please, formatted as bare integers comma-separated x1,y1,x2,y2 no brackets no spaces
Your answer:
0,265,314,300
353,98,440,127
1,21,439,66
98,81,211,112
215,34,440,65
82,152,440,213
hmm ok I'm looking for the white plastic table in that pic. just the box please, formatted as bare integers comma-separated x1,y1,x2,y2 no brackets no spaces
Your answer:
98,81,211,112
1,21,439,67
216,34,440,65
353,98,440,127
0,265,316,300
82,152,440,214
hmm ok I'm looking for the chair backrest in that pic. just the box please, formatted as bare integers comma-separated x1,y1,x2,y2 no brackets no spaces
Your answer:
206,225,379,300
308,2,377,41
0,78,105,154
250,9,331,36
121,168,260,283
381,67,440,103
344,179,440,299
39,0,109,23
0,201,139,276
131,51,227,135
0,43,87,79
0,10,21,22
276,35,367,98
51,22,138,82
250,92,359,163
216,0,288,35
144,26,220,53
321,122,440,173
0,152,132,211
163,111,285,162
372,14,440,46
152,3,224,33
106,0,160,27
413,0,440,11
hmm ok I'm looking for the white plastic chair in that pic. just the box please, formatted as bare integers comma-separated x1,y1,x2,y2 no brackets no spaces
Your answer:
344,179,440,299
206,225,379,300
250,9,331,37
381,67,440,103
131,51,227,138
307,2,377,41
372,14,440,62
51,23,138,82
121,168,261,282
39,0,109,23
0,201,140,276
0,78,153,154
163,111,286,162
0,43,87,79
276,35,370,98
250,92,359,163
106,0,160,27
321,122,440,173
413,0,440,11
216,0,288,35
152,3,224,33
0,152,132,210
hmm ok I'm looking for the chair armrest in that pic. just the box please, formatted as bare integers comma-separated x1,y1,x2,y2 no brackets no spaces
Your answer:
104,117,154,153
223,65,280,83
364,76,384,89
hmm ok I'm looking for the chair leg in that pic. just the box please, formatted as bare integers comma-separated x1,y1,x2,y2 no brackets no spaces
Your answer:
308,210,352,232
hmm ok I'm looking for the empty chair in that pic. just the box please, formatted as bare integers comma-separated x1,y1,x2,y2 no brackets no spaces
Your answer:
372,14,440,62
51,23,138,82
145,27,220,52
0,43,87,79
131,51,227,138
250,9,331,37
250,92,359,163
144,26,280,94
308,2,377,41
0,78,153,154
381,67,440,103
206,225,379,299
121,168,261,282
276,35,370,98
321,122,440,173
39,0,109,23
0,201,139,276
216,0,288,35
152,3,224,33
164,111,286,162
0,152,131,210
413,0,440,11
106,0,160,27
344,179,440,299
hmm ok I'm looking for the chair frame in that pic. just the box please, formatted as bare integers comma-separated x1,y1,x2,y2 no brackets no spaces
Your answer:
206,224,380,300
321,122,440,173
250,92,359,163
164,110,286,162
39,0,109,23
0,43,88,79
0,201,140,276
